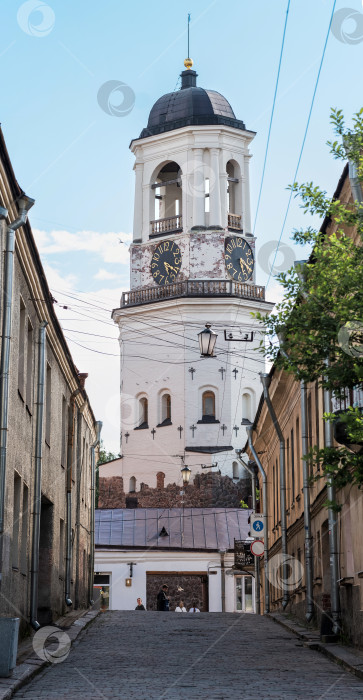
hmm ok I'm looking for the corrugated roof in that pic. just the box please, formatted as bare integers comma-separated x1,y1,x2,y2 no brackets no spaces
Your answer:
95,508,251,551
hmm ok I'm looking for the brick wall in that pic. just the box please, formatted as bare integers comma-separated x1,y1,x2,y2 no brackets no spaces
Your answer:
98,472,251,509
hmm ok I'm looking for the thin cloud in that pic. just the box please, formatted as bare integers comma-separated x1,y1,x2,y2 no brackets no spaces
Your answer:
94,269,119,280
33,229,132,265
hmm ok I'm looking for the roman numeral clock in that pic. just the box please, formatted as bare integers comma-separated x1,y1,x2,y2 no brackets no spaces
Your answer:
224,236,254,282
150,240,182,286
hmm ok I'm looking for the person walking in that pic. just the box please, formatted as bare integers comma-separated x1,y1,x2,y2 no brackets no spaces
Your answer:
156,584,170,611
135,597,146,610
175,600,187,612
189,601,200,612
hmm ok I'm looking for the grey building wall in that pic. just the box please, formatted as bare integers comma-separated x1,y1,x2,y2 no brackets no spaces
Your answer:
0,128,98,635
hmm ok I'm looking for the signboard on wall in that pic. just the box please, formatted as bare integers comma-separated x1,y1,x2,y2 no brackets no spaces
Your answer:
234,539,254,569
250,513,265,538
224,329,254,342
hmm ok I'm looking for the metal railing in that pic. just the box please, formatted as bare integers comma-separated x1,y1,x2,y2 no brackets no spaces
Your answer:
121,279,265,308
150,215,182,236
228,213,242,230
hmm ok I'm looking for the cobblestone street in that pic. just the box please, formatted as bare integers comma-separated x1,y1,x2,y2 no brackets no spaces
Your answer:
13,612,363,700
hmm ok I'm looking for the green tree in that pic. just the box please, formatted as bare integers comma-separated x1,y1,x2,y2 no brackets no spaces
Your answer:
96,440,118,507
98,440,118,466
254,108,363,500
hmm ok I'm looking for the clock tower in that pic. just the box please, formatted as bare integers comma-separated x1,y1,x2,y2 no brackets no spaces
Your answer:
112,60,273,494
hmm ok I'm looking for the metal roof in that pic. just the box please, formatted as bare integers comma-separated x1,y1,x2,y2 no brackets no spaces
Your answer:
95,508,251,551
137,68,246,140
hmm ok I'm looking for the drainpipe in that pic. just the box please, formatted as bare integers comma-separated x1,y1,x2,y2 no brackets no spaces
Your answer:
65,389,81,606
30,321,48,630
348,160,363,204
323,367,340,635
89,421,102,606
278,325,314,622
300,380,314,622
245,425,269,614
260,373,289,610
236,451,260,615
219,549,226,612
0,196,34,585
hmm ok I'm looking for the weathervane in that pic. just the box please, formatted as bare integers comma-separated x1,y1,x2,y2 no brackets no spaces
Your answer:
184,13,193,69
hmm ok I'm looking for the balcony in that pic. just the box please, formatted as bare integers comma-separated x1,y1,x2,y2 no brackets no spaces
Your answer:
228,213,242,231
150,215,182,238
121,279,265,308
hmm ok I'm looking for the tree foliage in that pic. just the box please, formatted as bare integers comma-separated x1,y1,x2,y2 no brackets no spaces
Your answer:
96,440,118,507
97,440,118,466
254,109,363,498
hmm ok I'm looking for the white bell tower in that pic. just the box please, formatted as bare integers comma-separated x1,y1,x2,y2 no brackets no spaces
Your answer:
112,59,272,494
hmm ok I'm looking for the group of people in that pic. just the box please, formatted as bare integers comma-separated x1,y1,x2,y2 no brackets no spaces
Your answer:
134,585,200,612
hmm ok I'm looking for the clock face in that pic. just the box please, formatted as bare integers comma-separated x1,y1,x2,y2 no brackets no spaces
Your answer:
150,239,182,286
224,236,254,282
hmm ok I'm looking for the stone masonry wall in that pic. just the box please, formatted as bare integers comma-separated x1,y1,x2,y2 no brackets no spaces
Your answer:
98,472,251,510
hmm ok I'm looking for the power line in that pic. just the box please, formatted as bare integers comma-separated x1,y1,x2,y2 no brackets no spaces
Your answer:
252,0,291,236
266,0,337,288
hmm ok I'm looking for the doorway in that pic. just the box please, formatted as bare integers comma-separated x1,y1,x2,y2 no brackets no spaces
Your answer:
146,572,209,612
37,496,54,625
235,575,255,613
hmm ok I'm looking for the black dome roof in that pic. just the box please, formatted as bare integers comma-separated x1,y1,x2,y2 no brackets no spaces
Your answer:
138,69,246,139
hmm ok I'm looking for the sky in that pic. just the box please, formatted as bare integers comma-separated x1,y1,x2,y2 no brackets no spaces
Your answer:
1,0,363,452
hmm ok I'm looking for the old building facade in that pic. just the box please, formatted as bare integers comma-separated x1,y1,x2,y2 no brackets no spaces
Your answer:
0,127,99,635
245,166,363,646
94,507,256,613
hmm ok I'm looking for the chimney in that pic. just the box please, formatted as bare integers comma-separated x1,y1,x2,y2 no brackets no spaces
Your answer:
78,372,88,389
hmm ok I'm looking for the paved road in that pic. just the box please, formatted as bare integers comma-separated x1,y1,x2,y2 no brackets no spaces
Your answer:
14,611,363,699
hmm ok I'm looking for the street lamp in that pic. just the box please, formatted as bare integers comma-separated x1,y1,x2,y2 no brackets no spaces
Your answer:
198,323,217,357
181,465,191,485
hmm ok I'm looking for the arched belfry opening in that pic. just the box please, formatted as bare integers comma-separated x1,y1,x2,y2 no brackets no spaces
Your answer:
226,160,242,231
150,162,182,238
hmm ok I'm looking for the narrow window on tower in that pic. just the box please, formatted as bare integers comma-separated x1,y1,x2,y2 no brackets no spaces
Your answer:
136,397,148,429
205,178,210,213
202,390,215,420
129,476,136,493
242,393,252,423
160,393,171,425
